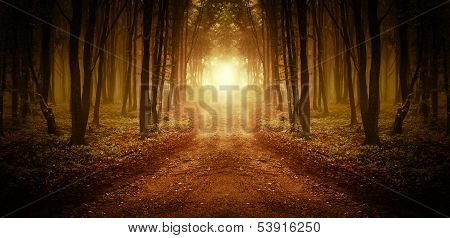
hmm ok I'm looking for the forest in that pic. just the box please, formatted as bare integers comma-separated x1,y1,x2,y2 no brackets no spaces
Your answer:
0,0,449,217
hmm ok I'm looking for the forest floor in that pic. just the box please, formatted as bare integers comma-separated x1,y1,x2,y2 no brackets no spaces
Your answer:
0,102,449,217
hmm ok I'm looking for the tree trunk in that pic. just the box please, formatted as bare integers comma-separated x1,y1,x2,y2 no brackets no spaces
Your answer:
140,0,154,134
313,1,328,115
296,0,311,136
131,26,138,111
430,27,438,123
334,30,343,104
397,0,410,102
122,2,136,115
366,0,381,145
107,29,117,104
0,42,6,136
93,51,106,126
443,39,449,135
158,2,170,119
281,0,293,122
150,0,167,126
345,51,357,125
69,0,84,145
285,0,300,126
93,2,111,125
393,18,424,133
12,34,19,124
40,0,52,103
80,0,99,138
39,0,57,133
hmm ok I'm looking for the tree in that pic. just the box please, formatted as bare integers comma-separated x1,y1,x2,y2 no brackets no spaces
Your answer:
312,0,328,115
92,0,128,125
0,34,6,136
149,0,168,125
296,0,311,136
366,0,381,145
93,1,111,126
284,0,300,127
352,0,381,145
37,0,57,134
323,0,358,125
122,0,138,115
68,0,84,144
139,0,154,135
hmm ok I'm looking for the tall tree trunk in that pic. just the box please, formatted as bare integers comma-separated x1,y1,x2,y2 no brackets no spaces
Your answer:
366,0,381,145
93,51,106,126
352,0,370,141
167,0,183,112
39,0,57,133
443,39,449,135
80,0,99,138
340,1,357,125
420,21,431,123
265,0,283,110
397,0,410,102
313,1,328,115
12,32,19,124
262,15,270,104
69,0,84,145
40,1,52,103
122,1,137,115
430,27,438,123
285,0,299,126
0,42,6,136
93,2,111,125
282,0,293,122
312,32,319,111
158,2,170,119
296,0,311,135
107,28,117,104
140,0,154,134
334,29,343,104
20,52,30,122
150,0,167,126
345,50,357,125
393,17,424,133
131,26,138,111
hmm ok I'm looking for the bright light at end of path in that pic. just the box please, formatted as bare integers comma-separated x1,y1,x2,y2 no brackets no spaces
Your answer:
217,62,235,86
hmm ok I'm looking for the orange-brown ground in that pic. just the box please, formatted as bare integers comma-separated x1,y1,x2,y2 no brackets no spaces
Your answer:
1,103,448,217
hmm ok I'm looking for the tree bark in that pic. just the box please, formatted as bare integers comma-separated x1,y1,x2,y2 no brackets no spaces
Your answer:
352,0,371,142
285,0,300,126
39,0,57,133
150,0,167,126
80,0,99,138
122,1,137,115
296,0,311,136
69,0,84,144
366,0,381,145
397,0,410,102
312,1,328,115
0,41,6,136
443,39,449,135
140,0,154,134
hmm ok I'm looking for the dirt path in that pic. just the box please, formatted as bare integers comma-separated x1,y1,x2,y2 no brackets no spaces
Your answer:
74,103,370,217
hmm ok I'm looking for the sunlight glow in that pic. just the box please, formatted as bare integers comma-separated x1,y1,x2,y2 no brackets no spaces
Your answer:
217,62,235,85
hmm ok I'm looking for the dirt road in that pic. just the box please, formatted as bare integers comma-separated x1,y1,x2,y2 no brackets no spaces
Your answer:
74,103,370,217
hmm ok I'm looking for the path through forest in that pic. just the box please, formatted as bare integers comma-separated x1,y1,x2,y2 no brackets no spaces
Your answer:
74,100,370,217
